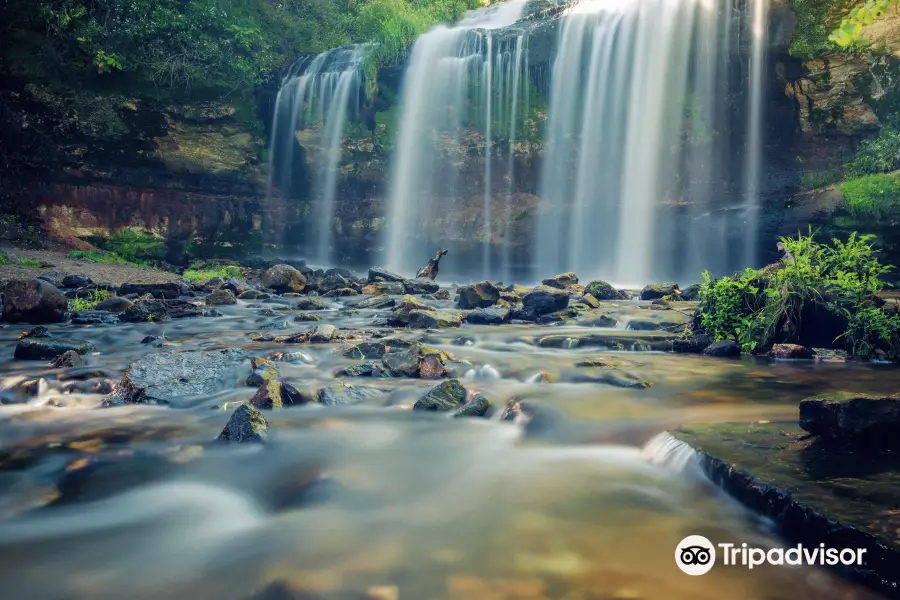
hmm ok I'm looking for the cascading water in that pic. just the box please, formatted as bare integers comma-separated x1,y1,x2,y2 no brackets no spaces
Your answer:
267,45,364,265
383,0,529,280
743,0,769,267
536,0,760,285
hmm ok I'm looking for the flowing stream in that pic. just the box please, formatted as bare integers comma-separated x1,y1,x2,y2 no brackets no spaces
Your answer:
0,294,895,599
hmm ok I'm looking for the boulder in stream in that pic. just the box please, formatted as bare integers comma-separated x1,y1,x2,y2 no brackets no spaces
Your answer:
2,279,67,324
542,272,579,289
217,404,268,443
522,285,569,315
118,282,186,299
639,282,679,300
465,305,511,325
413,379,468,412
456,281,500,309
702,340,741,357
109,348,247,406
206,289,237,306
15,337,93,360
262,264,307,293
585,280,617,300
368,266,406,283
799,393,900,443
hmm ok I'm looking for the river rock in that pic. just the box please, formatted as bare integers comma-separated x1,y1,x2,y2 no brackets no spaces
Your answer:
414,379,468,412
71,310,119,325
94,297,133,312
431,289,451,300
454,393,493,418
206,289,237,306
247,357,279,386
799,393,900,443
770,344,815,359
382,347,421,377
50,350,86,368
262,264,306,293
217,404,268,443
249,380,285,409
318,384,384,406
572,293,601,309
702,340,741,357
295,297,327,310
323,287,358,298
418,354,446,379
2,279,67,324
355,295,396,309
404,278,440,294
334,363,391,378
15,337,93,360
118,282,186,299
465,305,511,325
238,290,266,300
319,273,350,294
110,348,247,406
408,309,462,329
308,324,337,343
580,312,617,327
542,272,578,289
389,295,433,326
119,299,171,323
457,281,500,309
370,282,406,295
343,342,389,360
584,280,617,300
523,285,569,315
673,332,714,353
62,274,92,288
368,267,406,283
680,284,701,301
639,283,679,300
293,313,321,322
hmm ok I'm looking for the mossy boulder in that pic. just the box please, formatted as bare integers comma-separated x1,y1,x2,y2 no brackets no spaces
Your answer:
217,404,268,443
465,305,511,325
15,337,93,360
585,280,617,300
247,357,279,386
408,309,462,329
523,285,569,315
389,295,434,326
799,393,900,444
206,289,237,306
639,282,679,300
249,380,284,409
262,264,306,293
542,272,578,289
454,393,493,418
413,379,468,412
295,297,326,310
457,281,501,309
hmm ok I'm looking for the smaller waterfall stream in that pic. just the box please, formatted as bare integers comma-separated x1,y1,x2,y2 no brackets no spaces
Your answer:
268,45,363,265
743,0,769,266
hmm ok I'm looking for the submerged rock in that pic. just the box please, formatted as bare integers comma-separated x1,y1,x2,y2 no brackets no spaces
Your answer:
542,272,578,289
217,405,268,443
454,393,493,418
580,313,617,328
413,379,468,412
206,289,237,305
2,279,67,324
770,344,815,359
639,282,679,300
71,310,119,325
585,280,617,300
110,348,247,406
318,384,384,406
457,281,501,309
15,337,93,360
262,264,307,293
465,305,510,325
702,340,741,357
523,285,569,315
799,393,900,443
50,350,85,368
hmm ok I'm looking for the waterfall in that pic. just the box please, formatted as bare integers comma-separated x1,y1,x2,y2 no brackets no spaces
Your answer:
743,0,769,267
535,0,759,286
267,45,363,265
383,0,529,278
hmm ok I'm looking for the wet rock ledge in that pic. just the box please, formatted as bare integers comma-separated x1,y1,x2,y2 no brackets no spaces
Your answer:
671,417,900,598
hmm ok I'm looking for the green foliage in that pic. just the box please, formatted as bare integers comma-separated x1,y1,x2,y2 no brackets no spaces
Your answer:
70,289,111,311
840,172,900,218
800,169,843,189
844,306,900,360
830,0,898,47
17,258,42,267
85,229,166,263
182,264,243,281
790,0,857,56
845,127,900,176
0,254,10,265
67,249,149,267
697,230,892,354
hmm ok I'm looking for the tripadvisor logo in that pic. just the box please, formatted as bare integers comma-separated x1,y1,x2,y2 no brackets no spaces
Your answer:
675,535,868,576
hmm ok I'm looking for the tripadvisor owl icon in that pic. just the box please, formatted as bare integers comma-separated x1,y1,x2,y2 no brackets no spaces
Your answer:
676,535,716,576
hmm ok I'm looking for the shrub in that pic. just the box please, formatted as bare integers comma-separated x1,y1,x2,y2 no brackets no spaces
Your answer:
697,230,893,354
843,307,900,360
845,127,900,176
70,289,111,312
840,172,900,219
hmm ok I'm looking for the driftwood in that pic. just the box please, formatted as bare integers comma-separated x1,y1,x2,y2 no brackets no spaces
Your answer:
416,249,449,280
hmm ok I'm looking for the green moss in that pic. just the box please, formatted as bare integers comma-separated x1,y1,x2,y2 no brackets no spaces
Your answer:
83,229,166,264
16,258,41,267
840,172,900,219
800,169,843,189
